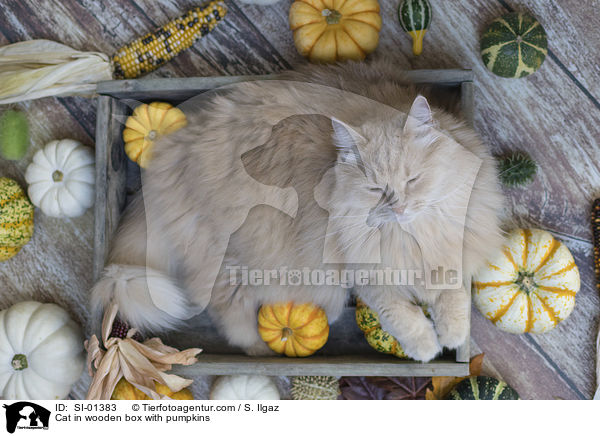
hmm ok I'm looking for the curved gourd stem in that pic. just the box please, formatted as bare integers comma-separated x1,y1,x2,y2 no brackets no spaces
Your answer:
409,29,427,56
281,327,293,342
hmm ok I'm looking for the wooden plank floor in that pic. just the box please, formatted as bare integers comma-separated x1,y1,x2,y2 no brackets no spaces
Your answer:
0,0,598,400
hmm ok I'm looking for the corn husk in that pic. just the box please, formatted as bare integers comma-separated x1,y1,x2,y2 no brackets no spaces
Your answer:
85,302,202,400
0,39,112,104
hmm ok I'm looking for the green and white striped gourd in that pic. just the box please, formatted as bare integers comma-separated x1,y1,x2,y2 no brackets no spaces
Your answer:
480,12,548,78
446,376,519,400
398,0,432,55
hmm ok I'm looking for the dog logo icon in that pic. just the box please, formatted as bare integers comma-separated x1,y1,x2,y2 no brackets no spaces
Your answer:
3,402,50,433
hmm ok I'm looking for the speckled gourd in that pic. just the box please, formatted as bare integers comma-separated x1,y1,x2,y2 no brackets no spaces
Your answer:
0,177,34,261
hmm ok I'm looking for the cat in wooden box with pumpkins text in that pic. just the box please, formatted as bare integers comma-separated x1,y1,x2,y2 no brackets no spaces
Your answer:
91,61,504,362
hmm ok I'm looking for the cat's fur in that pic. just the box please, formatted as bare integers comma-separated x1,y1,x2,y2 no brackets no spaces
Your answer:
91,61,505,361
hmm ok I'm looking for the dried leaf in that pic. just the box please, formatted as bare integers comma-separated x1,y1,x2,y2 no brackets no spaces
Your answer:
339,376,431,400
469,353,484,376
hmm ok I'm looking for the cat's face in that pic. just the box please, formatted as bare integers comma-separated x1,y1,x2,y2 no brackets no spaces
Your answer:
331,96,466,227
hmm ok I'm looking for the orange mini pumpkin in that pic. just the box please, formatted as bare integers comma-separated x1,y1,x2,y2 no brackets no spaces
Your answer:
111,378,193,400
289,0,382,63
122,102,187,168
258,302,329,357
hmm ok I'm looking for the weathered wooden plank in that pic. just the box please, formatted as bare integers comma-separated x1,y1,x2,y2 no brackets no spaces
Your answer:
175,354,468,377
93,97,128,281
96,68,473,101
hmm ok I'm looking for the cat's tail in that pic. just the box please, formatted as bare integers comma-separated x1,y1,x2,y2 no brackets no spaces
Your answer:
90,264,197,333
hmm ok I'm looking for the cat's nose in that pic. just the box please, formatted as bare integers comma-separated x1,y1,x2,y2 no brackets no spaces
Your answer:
393,205,406,215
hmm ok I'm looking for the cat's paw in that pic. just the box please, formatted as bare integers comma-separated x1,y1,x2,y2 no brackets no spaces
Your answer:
244,340,277,357
401,327,442,363
436,316,469,349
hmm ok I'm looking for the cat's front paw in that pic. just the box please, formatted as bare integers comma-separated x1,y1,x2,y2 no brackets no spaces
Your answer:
436,316,469,349
401,327,442,363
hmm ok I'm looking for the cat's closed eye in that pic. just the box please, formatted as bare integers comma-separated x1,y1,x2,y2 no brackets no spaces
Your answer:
368,187,384,193
407,176,419,185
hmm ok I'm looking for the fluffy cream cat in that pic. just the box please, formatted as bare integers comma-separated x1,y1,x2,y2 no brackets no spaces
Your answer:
91,61,505,361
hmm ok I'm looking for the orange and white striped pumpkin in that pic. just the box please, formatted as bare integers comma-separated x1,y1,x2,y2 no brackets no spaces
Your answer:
473,228,580,334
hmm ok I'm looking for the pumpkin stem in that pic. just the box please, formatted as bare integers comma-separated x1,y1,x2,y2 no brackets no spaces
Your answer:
322,9,342,25
409,30,427,56
281,327,293,342
147,130,158,141
11,354,28,371
52,170,64,182
515,270,537,294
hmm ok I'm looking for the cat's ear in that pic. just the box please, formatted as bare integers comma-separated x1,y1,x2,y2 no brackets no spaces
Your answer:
331,117,365,166
404,95,433,133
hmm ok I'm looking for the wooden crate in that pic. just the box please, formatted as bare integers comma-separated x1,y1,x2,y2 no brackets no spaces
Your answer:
93,69,474,377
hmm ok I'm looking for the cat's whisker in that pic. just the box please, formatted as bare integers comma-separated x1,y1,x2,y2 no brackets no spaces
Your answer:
295,220,372,253
329,225,378,258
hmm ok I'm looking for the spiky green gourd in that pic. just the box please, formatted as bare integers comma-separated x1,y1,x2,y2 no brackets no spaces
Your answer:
498,152,537,186
398,0,432,55
0,110,30,160
446,376,519,400
291,376,340,400
0,178,34,261
480,12,547,78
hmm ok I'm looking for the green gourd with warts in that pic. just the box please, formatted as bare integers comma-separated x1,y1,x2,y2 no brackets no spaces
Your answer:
497,152,537,186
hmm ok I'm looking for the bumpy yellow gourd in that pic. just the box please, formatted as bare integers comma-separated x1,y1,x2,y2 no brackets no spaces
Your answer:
473,228,580,334
258,302,329,357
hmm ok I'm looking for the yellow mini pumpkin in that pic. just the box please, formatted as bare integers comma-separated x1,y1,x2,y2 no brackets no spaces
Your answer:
111,378,193,400
473,228,580,334
0,177,34,261
122,102,187,168
258,302,329,357
289,0,382,63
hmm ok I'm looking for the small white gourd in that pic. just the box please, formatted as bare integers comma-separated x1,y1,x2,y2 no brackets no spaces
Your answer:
0,301,86,400
25,139,95,218
210,375,280,400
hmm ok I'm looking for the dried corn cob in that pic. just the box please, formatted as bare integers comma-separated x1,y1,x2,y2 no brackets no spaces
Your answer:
592,198,600,292
112,1,227,79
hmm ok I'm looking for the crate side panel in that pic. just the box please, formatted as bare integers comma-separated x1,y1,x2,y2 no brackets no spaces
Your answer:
93,97,128,281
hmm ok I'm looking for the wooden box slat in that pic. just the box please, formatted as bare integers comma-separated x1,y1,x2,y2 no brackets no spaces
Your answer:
94,69,474,376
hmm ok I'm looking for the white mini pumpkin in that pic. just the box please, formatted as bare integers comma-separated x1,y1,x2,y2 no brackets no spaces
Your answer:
0,301,86,400
25,139,95,218
210,375,280,400
473,228,580,334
